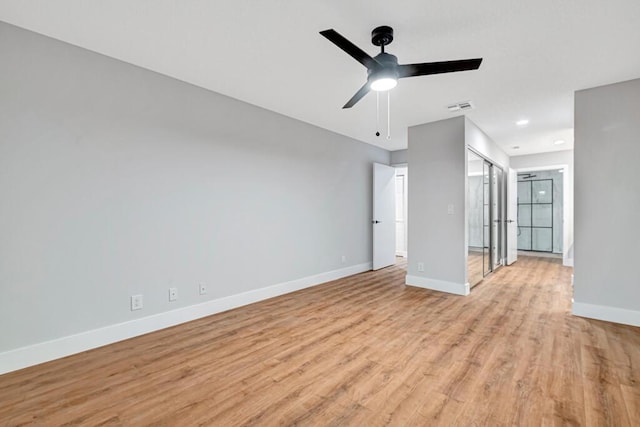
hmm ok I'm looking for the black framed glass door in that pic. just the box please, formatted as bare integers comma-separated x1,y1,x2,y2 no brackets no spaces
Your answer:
517,179,553,252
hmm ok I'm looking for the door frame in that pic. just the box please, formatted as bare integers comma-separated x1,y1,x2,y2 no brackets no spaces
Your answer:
506,168,518,265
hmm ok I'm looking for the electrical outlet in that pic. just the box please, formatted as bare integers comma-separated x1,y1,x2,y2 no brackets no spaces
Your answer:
169,287,178,302
199,283,207,295
341,255,347,264
131,294,143,311
417,262,425,272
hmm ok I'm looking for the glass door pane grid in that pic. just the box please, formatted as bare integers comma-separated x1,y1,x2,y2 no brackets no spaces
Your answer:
517,179,553,253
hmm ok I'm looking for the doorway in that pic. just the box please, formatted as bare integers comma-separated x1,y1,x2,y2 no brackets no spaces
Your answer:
373,163,397,270
395,166,408,258
517,169,564,255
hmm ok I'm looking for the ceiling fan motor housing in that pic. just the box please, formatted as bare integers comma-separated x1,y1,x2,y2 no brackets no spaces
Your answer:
371,26,394,47
368,53,399,82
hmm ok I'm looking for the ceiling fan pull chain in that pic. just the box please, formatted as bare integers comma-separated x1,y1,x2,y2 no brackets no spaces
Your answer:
375,91,380,137
387,90,391,140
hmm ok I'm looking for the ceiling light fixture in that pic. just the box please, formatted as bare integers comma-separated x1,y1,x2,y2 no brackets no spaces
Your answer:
516,119,529,126
320,25,483,141
554,139,566,145
320,26,482,109
370,76,397,91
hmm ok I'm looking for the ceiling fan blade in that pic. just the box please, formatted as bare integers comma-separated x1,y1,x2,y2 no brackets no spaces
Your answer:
397,58,483,78
343,82,370,109
320,29,379,69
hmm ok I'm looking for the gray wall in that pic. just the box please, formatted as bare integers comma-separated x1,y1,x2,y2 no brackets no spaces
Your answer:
0,22,389,352
465,118,509,170
574,78,640,316
407,117,467,288
407,117,508,294
390,149,408,165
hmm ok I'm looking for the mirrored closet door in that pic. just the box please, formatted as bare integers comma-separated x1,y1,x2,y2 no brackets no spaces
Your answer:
467,148,504,286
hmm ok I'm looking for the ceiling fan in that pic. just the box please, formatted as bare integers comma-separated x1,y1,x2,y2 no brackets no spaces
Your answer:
320,26,483,108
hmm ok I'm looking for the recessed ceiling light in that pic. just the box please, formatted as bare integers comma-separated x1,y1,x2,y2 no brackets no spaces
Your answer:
516,119,529,126
554,139,566,145
512,145,520,150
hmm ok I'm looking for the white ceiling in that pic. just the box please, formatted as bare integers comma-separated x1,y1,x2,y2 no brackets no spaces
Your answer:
1,1,639,155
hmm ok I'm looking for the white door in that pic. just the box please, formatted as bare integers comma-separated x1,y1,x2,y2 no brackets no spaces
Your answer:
373,163,396,270
506,168,518,265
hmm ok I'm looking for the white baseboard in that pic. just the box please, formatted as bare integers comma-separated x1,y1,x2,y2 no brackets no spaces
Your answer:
564,257,574,267
395,251,407,258
573,301,640,327
0,262,372,375
405,275,470,296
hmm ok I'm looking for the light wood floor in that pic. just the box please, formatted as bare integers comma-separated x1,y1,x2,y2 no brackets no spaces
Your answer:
467,249,484,287
2,257,639,425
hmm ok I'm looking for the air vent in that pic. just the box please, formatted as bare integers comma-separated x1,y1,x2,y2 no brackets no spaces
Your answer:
447,100,475,112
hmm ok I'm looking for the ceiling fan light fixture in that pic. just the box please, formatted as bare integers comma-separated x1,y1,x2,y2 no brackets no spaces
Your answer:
370,77,397,91
319,26,482,108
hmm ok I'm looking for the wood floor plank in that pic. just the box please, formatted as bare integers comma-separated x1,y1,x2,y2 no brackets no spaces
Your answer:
621,384,640,426
1,256,639,425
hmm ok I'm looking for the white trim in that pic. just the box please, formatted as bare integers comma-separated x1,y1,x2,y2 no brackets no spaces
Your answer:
564,257,574,267
0,262,371,375
573,301,640,327
395,251,407,257
405,275,470,296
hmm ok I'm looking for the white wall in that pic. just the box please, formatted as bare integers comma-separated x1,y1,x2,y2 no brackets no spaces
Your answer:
573,78,640,326
510,150,574,265
0,22,389,371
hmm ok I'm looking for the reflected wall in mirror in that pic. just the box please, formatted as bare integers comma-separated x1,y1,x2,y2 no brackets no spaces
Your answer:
468,149,505,288
483,160,492,276
467,150,484,287
491,167,503,270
